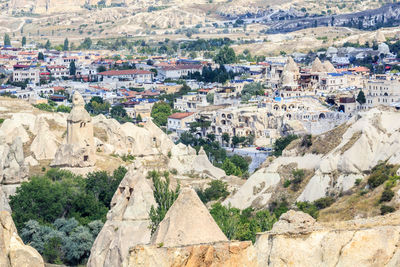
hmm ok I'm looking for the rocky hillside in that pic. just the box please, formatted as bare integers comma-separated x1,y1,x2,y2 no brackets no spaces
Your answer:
224,107,400,220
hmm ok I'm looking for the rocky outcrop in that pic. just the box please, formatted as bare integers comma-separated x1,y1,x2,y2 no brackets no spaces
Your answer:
87,164,155,267
0,211,44,267
126,241,256,267
168,144,226,179
126,210,400,267
30,117,59,160
151,188,228,247
0,186,11,212
0,137,29,197
256,210,400,266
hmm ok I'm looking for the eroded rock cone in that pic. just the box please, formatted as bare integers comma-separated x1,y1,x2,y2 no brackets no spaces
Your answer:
151,188,228,247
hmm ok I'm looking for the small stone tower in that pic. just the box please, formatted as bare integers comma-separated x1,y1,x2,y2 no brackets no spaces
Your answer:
51,91,96,167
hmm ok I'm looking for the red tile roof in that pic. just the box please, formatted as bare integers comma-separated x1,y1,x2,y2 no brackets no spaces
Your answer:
98,69,152,76
168,112,194,119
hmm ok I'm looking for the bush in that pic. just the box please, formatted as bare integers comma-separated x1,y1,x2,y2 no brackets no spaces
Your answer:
355,178,362,186
197,180,229,203
21,218,102,265
10,167,126,230
314,197,335,209
273,135,298,156
367,162,397,189
210,203,276,243
300,134,312,148
291,169,305,191
380,189,395,203
380,205,395,215
148,171,180,234
283,180,291,188
296,201,319,219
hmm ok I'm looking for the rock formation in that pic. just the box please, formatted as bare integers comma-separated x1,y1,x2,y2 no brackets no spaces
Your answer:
151,188,228,247
225,107,400,209
126,210,400,267
87,164,156,267
30,117,59,160
168,144,226,179
0,186,11,212
0,211,45,267
311,57,325,73
51,91,96,167
323,60,337,73
0,137,29,197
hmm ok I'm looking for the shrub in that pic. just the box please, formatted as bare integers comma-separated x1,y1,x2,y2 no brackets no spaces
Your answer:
314,197,335,209
367,162,397,189
196,180,229,203
380,205,395,215
283,180,291,188
10,167,126,230
296,201,319,219
21,218,102,265
355,178,362,186
380,188,394,203
300,134,312,148
149,171,180,234
273,135,298,157
291,169,305,191
210,203,276,243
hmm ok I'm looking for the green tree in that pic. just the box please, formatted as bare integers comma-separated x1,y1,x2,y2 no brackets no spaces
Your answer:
273,135,298,156
63,38,69,51
80,37,92,49
21,36,26,47
4,33,10,46
56,105,71,113
356,90,366,105
110,105,128,120
69,61,76,76
151,101,172,126
222,132,230,146
221,158,242,176
85,96,110,115
38,52,44,60
214,45,236,65
196,180,229,203
136,114,142,123
148,171,180,234
97,65,106,73
45,40,51,50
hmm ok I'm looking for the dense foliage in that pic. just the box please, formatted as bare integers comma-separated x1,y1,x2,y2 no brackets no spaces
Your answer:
21,218,102,265
214,46,236,65
151,101,172,126
241,82,265,101
185,65,236,83
210,203,277,243
85,96,111,115
273,135,298,156
196,180,229,203
148,171,180,234
296,196,335,219
10,167,127,230
367,162,398,189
